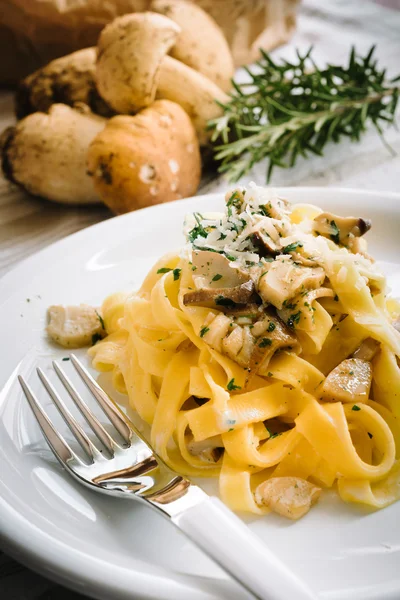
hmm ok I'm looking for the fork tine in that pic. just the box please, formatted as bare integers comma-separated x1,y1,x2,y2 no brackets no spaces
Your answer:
70,354,132,445
18,375,81,466
53,360,117,456
37,368,97,462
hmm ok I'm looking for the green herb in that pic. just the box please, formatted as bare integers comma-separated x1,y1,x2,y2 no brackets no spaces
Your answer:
225,253,236,261
212,273,223,281
227,379,241,391
349,370,354,375
334,294,339,301
259,204,271,217
266,426,282,440
200,326,210,338
188,212,208,243
287,311,301,328
259,337,272,348
215,296,237,308
352,405,361,411
228,428,234,432
62,357,70,361
191,265,197,271
208,46,399,182
91,333,102,346
173,268,181,281
95,310,105,330
157,267,172,274
267,372,273,377
282,299,297,310
227,190,242,210
330,220,340,245
282,241,303,253
268,322,276,332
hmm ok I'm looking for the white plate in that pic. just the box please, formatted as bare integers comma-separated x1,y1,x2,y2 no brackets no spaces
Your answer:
0,188,400,600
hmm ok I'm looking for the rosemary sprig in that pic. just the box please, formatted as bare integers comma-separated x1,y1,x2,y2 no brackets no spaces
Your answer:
208,46,399,182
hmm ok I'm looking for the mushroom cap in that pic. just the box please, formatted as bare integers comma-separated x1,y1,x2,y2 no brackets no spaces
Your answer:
96,12,180,114
15,47,111,119
86,99,201,214
150,0,234,92
1,103,106,204
157,55,229,145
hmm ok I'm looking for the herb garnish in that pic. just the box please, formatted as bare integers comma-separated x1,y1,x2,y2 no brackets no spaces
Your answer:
209,46,399,182
287,311,301,328
212,274,223,281
268,322,276,332
200,326,210,338
282,241,303,253
157,267,172,274
95,310,105,330
91,333,102,346
227,379,241,391
352,405,361,411
259,337,272,348
330,220,340,245
215,296,237,308
173,268,181,281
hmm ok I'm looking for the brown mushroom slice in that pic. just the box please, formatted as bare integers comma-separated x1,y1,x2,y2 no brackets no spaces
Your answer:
313,212,372,246
254,316,301,376
187,434,223,463
255,477,321,520
96,13,181,114
183,279,257,310
47,304,105,348
250,231,280,258
150,0,234,92
319,358,372,403
258,256,325,310
352,338,380,361
191,250,249,289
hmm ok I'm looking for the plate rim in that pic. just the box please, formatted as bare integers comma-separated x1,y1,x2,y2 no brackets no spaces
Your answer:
1,186,400,600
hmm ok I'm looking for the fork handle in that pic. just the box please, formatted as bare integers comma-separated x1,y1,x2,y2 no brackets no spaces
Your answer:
172,497,317,600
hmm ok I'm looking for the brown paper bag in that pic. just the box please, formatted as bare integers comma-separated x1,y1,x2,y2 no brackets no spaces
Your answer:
0,0,299,85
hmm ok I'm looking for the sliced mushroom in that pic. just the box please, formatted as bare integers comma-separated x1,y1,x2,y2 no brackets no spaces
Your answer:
313,212,371,246
255,477,321,520
191,250,248,289
187,434,223,463
319,358,372,403
250,231,280,257
352,337,380,361
96,13,181,113
47,304,105,348
150,0,234,91
183,279,257,309
257,256,325,310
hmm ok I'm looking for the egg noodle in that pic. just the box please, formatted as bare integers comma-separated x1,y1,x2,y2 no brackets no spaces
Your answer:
89,184,400,519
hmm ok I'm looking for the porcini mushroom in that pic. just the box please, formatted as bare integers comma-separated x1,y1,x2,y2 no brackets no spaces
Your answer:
318,358,373,403
183,280,256,309
255,477,321,520
1,103,106,204
313,212,372,246
150,0,234,91
15,48,112,120
86,99,201,214
96,12,180,114
47,304,105,348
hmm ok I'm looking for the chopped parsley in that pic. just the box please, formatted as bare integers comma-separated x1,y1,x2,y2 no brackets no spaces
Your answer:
91,333,102,346
200,326,210,338
266,426,282,439
227,379,241,391
95,310,105,330
352,405,361,411
287,311,301,328
334,294,339,301
259,337,272,348
173,268,181,281
212,273,223,282
268,322,276,332
282,241,303,253
349,370,354,375
191,265,197,271
215,296,237,308
188,212,208,242
259,204,271,217
282,299,297,310
330,220,340,245
267,372,273,377
62,357,70,361
227,191,242,210
157,267,172,274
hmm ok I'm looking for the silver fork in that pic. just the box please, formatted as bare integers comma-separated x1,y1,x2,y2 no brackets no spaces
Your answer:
18,353,317,600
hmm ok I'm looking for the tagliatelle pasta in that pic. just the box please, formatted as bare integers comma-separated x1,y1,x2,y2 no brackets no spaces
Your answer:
89,184,400,519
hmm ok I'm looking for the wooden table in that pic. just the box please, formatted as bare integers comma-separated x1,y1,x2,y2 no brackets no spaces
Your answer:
1,0,399,598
